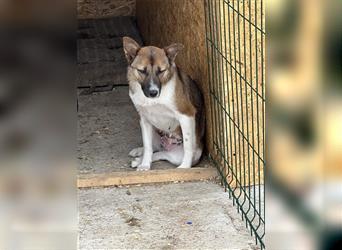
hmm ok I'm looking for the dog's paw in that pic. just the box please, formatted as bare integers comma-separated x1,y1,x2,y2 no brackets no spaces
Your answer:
129,147,144,157
131,157,141,168
137,164,151,171
177,164,191,169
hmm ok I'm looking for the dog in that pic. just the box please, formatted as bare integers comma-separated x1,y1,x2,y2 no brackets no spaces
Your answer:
123,37,205,171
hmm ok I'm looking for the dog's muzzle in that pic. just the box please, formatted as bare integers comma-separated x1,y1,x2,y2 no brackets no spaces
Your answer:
142,76,161,98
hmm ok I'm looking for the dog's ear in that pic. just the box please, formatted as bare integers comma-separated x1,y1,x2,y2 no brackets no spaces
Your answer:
164,43,184,63
123,37,140,64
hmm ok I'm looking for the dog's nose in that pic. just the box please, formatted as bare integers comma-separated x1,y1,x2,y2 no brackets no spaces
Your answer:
149,89,159,97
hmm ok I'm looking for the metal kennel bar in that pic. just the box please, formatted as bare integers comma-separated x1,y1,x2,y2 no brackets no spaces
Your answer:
205,0,265,248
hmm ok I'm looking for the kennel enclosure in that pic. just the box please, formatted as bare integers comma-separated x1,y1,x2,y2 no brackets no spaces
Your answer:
78,0,265,248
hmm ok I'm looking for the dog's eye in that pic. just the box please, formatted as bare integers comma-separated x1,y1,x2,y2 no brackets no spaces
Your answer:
158,68,166,75
137,68,147,74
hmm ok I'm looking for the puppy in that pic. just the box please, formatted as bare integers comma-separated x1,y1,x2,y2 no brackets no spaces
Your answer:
123,37,205,170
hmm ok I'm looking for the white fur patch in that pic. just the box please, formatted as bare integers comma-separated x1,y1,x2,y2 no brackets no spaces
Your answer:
129,75,180,132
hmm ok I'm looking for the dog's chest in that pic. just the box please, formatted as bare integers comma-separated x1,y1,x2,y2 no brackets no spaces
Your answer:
141,104,179,132
129,87,180,133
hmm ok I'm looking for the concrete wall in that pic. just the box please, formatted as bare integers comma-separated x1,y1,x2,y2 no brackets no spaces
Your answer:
136,0,213,152
78,0,136,18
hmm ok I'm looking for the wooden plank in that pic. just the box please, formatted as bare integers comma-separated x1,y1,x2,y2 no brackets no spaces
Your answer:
77,167,218,188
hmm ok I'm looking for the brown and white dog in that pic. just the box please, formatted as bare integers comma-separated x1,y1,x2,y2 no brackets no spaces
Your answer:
123,37,205,170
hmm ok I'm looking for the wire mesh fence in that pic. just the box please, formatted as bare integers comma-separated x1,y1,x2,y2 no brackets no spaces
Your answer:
204,0,265,248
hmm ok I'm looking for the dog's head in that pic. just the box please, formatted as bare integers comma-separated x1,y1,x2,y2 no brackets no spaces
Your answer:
123,37,183,98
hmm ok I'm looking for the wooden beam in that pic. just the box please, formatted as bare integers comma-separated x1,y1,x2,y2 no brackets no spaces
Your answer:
77,167,218,188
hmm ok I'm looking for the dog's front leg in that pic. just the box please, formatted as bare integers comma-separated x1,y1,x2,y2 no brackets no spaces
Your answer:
138,116,153,171
178,115,196,168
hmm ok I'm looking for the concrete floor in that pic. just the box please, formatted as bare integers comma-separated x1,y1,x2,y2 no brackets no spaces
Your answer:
79,181,259,250
78,86,140,174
